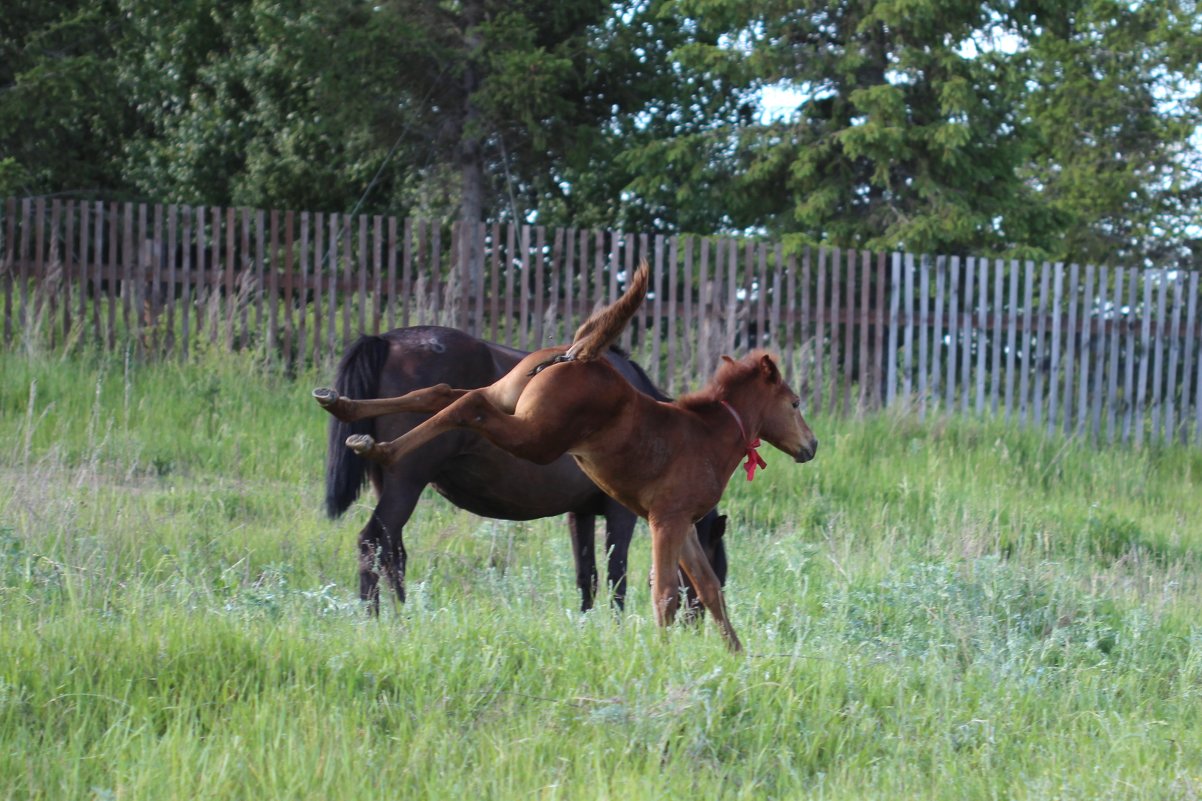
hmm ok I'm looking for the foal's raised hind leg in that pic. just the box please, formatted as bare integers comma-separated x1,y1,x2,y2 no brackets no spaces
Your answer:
347,384,575,469
312,384,467,422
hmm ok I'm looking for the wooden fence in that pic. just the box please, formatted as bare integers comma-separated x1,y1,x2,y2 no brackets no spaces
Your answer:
4,197,1202,447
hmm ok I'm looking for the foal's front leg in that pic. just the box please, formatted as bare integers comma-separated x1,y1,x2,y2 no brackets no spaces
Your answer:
649,518,742,652
312,384,466,422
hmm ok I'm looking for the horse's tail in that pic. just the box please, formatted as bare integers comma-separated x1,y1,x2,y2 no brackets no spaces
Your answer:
567,259,649,361
325,334,391,518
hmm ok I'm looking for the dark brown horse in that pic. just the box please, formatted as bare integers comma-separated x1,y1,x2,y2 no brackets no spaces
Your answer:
324,324,727,613
316,262,817,650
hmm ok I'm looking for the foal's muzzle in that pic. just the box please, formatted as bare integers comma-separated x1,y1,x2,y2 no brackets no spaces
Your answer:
795,439,818,463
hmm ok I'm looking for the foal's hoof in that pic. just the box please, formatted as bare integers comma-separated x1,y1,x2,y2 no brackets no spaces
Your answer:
312,387,340,407
346,434,377,456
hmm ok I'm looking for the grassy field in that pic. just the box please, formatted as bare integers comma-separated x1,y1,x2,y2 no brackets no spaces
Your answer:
3,344,1202,800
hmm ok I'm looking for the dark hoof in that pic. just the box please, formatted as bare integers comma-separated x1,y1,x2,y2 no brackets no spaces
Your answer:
313,387,339,407
346,434,376,455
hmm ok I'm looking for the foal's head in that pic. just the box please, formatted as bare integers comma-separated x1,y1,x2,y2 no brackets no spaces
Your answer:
720,352,818,464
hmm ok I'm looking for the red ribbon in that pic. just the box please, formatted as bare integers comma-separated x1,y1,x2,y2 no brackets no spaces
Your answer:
722,400,767,481
743,439,767,481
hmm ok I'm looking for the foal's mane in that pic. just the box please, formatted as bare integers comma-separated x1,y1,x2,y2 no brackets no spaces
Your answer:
677,349,778,410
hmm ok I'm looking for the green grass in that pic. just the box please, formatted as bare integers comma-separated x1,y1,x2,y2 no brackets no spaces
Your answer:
3,345,1202,799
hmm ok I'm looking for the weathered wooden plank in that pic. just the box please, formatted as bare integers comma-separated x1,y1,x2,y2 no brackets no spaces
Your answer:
989,258,1002,416
916,252,928,419
281,210,295,357
385,215,398,333
946,256,960,411
930,255,945,411
872,252,886,410
267,210,280,354
207,207,221,344
1005,259,1019,421
887,251,900,408
668,235,680,391
1033,262,1050,428
1076,265,1094,436
843,248,856,416
903,251,916,403
1181,272,1198,444
829,247,842,413
52,200,65,347
135,203,149,356
221,206,234,350
684,236,697,385
2,197,14,343
801,247,813,405
238,208,251,350
428,221,442,327
371,214,383,335
500,224,515,343
299,212,310,364
1106,267,1125,444
778,242,788,384
487,223,501,340
548,226,563,343
312,213,324,362
76,201,92,341
1019,261,1034,426
1149,270,1168,441
596,231,609,336
697,237,712,377
33,199,46,340
1046,263,1064,433
1134,272,1152,446
1164,271,1183,443
123,202,136,344
1089,266,1107,443
533,225,546,347
1122,269,1138,444
858,250,871,412
815,246,828,414
327,213,341,352
17,199,33,339
63,201,77,342
974,257,989,415
401,218,414,331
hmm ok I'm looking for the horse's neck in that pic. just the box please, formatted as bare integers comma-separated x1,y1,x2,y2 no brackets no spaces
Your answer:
716,390,763,441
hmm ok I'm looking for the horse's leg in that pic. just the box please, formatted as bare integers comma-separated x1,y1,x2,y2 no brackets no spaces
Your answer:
567,512,598,612
359,481,423,613
649,518,687,629
602,500,637,611
678,527,742,652
312,384,467,423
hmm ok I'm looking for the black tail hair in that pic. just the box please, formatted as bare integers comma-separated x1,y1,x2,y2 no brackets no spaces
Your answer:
324,334,391,518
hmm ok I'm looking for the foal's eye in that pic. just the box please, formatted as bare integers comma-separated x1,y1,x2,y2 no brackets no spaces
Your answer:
791,400,800,410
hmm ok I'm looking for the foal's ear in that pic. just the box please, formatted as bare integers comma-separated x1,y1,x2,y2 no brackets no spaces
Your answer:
721,355,735,365
759,354,781,384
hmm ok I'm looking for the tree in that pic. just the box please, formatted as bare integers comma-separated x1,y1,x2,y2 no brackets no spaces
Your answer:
0,0,139,198
632,0,1201,267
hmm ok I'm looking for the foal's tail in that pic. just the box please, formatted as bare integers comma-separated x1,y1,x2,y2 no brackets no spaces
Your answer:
325,334,390,518
566,259,650,361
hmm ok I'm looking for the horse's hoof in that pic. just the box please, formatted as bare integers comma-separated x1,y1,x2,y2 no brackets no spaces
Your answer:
313,387,339,407
346,434,376,455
